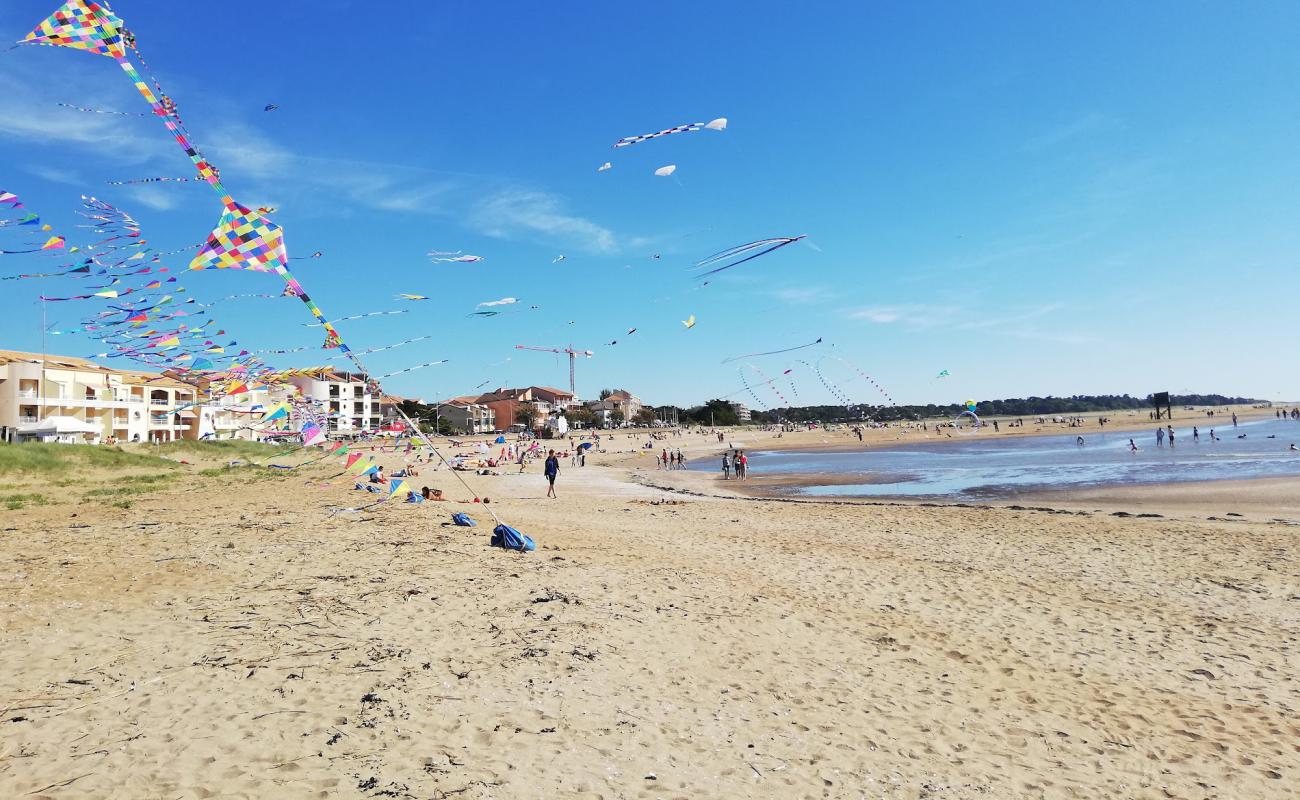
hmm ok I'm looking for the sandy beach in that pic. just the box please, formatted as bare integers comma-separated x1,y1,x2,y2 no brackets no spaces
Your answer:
2,438,1297,799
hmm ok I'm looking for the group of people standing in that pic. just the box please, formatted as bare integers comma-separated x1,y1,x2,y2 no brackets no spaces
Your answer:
721,450,748,480
659,449,687,469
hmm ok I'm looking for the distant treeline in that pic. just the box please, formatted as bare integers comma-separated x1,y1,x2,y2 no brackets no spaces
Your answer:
734,394,1265,425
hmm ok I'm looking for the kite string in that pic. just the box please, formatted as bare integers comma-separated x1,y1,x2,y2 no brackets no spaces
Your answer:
47,25,504,523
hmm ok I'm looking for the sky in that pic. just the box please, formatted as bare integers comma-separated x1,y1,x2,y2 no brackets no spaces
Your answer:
2,0,1298,408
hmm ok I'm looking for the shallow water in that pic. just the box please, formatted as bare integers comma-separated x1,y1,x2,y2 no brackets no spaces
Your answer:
696,417,1300,499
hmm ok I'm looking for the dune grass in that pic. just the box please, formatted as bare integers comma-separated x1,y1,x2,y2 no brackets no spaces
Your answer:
156,439,300,461
0,443,178,476
2,492,49,510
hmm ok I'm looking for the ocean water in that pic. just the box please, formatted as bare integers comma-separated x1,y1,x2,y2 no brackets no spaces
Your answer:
695,417,1300,499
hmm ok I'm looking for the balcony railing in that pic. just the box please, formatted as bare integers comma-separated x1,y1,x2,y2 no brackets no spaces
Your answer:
17,390,38,400
18,415,38,423
150,399,170,406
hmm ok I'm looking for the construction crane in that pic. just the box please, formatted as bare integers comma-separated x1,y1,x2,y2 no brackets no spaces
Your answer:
514,344,593,396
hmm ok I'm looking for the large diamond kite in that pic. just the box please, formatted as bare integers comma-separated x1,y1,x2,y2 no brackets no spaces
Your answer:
189,203,287,273
22,0,127,60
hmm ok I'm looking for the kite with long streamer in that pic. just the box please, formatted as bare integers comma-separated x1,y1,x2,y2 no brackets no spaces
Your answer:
376,359,448,379
303,309,407,327
720,337,821,364
612,117,726,148
19,1,508,522
693,235,806,279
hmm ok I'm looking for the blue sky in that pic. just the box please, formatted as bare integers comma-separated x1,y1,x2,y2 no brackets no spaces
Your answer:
2,1,1298,407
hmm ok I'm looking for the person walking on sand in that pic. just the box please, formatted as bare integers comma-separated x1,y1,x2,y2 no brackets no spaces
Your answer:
544,449,559,498
1232,412,1238,427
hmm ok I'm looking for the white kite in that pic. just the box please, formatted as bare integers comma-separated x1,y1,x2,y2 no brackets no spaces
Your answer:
429,250,484,263
552,255,566,263
704,117,727,131
597,162,612,172
682,315,696,329
654,165,677,177
477,297,519,308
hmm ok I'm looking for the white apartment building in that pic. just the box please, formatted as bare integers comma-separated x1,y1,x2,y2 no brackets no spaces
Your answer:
287,371,382,435
193,383,293,441
730,401,752,423
437,401,496,435
0,350,199,443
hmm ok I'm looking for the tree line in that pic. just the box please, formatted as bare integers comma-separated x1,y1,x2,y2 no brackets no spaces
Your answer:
658,394,1264,426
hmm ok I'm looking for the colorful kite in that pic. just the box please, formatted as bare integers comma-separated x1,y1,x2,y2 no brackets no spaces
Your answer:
396,293,428,301
682,315,696,329
692,235,806,278
937,369,951,378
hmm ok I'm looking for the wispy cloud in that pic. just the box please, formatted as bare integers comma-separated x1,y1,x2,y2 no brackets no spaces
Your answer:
124,186,180,212
470,189,617,253
23,165,83,186
1024,112,1126,153
0,62,165,166
770,285,833,305
845,300,1094,344
845,304,954,327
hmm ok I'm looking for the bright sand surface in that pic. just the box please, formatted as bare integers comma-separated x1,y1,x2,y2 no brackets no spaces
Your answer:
2,429,1298,799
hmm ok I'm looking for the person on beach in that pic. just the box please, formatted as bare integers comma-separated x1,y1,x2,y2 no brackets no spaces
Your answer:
1156,427,1165,447
722,452,731,479
1129,439,1138,453
1076,436,1084,447
1232,412,1238,427
1193,426,1199,443
1167,425,1175,447
544,449,559,498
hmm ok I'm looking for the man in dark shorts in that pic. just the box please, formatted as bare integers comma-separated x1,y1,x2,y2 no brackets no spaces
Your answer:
544,449,559,498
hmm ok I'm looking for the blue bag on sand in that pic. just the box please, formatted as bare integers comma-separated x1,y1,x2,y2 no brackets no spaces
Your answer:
451,512,477,527
491,524,536,552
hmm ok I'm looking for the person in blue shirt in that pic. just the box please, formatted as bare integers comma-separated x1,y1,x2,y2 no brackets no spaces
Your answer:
544,449,560,499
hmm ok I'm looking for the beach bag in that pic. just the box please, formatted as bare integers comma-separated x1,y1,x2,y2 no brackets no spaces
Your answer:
451,512,477,527
491,524,535,552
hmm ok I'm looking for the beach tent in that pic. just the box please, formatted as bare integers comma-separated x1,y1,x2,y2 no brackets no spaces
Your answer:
15,415,100,444
494,436,507,444
577,442,594,451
